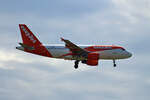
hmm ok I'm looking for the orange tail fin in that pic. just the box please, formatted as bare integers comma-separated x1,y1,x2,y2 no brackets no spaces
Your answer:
19,24,52,57
19,24,42,46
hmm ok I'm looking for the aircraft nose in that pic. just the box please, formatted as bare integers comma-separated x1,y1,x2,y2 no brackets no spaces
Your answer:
127,52,132,58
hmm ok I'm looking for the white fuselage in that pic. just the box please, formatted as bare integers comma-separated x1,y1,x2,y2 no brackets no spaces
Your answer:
16,44,132,60
44,45,132,60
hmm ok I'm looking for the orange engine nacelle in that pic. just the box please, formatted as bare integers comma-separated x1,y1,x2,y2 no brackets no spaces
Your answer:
86,53,99,66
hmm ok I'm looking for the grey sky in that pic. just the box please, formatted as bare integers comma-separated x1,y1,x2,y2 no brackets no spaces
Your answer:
0,0,150,100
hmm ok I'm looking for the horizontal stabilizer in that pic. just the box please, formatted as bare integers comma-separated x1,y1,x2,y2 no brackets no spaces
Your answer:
19,43,35,50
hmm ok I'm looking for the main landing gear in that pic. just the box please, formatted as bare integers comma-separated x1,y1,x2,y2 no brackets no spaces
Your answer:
113,60,117,67
74,60,79,69
74,60,117,69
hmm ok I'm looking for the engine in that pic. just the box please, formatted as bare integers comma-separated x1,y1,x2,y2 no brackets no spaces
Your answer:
82,53,99,66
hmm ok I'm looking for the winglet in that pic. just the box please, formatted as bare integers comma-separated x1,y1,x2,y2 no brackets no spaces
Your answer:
61,37,65,41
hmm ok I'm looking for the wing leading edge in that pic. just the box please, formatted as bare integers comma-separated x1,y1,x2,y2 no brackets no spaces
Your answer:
61,38,89,58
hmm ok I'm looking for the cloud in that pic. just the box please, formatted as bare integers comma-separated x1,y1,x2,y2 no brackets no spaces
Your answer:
0,48,150,100
112,0,150,18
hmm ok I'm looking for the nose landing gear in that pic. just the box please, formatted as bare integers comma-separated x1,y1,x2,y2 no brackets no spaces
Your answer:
74,60,79,69
113,60,117,67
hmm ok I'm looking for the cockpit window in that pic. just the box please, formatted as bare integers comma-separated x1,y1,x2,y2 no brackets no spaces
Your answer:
121,48,125,51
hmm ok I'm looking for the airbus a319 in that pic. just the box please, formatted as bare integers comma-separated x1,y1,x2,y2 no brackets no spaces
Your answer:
16,24,132,69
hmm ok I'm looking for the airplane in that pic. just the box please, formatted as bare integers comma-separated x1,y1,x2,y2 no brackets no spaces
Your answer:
16,24,132,69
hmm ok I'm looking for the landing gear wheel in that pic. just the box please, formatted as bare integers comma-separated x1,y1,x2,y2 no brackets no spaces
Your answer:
113,60,117,67
74,64,78,69
74,60,79,69
114,64,117,67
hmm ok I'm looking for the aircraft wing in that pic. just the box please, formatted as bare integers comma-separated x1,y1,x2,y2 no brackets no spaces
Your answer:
61,38,89,57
